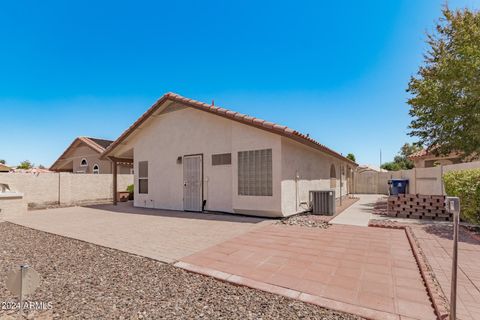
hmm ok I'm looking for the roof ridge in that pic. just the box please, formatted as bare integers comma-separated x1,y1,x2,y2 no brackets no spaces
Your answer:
102,93,357,165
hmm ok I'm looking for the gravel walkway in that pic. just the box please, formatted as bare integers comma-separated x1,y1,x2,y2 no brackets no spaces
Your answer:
0,222,360,320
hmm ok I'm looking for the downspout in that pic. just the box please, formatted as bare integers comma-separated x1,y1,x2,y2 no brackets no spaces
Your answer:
295,170,299,212
339,164,342,206
58,172,61,205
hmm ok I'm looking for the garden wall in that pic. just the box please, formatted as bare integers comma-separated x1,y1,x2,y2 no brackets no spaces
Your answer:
0,173,133,207
355,161,480,195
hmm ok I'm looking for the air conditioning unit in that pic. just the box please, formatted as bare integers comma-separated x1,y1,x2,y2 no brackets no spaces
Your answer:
310,190,336,215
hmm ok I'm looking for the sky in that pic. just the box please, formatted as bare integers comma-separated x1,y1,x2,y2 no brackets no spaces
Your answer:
1,0,479,167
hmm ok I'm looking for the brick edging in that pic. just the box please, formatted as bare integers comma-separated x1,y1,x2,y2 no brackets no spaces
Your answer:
174,261,400,320
368,221,449,320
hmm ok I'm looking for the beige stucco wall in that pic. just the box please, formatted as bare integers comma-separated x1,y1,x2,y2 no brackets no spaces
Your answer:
70,145,114,174
280,138,351,216
131,106,283,216
0,173,133,207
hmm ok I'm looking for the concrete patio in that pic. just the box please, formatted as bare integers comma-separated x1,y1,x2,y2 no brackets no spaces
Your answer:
6,202,270,263
330,194,385,226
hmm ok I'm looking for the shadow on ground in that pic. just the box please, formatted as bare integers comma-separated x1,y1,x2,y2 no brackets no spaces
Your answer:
356,201,377,213
421,223,480,245
86,202,269,224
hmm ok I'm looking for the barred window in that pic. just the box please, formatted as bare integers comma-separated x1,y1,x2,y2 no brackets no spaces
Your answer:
238,149,272,196
138,161,148,194
212,153,232,166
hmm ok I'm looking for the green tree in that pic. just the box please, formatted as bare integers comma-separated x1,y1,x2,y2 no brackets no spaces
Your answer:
381,143,422,171
0,159,5,164
407,7,480,158
17,160,34,170
346,153,356,162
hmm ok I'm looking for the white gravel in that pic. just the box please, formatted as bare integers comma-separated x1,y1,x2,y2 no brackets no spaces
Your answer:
277,213,330,228
0,222,360,320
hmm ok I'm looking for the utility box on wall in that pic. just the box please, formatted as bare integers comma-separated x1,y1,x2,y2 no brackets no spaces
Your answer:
310,190,336,215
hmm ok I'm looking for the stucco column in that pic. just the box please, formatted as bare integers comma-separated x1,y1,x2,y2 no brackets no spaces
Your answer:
112,159,118,205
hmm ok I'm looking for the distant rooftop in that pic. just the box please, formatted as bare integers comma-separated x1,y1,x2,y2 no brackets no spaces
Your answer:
86,137,114,150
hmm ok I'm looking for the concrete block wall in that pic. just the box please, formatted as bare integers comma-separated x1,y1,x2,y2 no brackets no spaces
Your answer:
355,161,480,196
387,194,451,221
0,173,133,207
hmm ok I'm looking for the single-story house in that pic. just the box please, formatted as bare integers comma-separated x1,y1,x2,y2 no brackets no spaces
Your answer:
50,137,132,174
408,149,464,168
102,93,357,217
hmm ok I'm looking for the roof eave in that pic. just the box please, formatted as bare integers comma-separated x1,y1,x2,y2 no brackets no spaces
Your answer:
101,93,358,166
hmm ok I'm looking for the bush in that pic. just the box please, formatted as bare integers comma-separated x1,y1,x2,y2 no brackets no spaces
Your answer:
443,168,480,224
126,184,134,201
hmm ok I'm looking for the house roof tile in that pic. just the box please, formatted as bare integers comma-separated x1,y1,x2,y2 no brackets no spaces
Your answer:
102,92,357,166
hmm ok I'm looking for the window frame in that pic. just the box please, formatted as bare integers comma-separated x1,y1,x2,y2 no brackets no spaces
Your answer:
80,158,88,167
212,153,232,166
138,161,148,194
92,164,100,174
238,148,273,196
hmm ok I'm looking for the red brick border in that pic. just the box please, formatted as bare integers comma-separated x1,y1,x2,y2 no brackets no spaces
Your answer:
174,261,399,320
369,220,449,320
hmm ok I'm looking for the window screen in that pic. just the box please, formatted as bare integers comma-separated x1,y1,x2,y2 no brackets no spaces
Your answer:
138,161,148,194
238,149,272,196
212,153,232,166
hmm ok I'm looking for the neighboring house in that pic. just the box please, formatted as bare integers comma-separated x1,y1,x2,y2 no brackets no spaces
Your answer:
13,167,52,174
0,164,11,173
50,137,132,174
357,164,388,173
102,93,357,217
408,149,463,168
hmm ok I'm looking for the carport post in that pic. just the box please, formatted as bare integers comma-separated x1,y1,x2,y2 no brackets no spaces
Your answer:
112,159,118,205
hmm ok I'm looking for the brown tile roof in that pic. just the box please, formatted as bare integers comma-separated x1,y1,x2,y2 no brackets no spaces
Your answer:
87,137,114,150
102,92,357,166
408,149,429,159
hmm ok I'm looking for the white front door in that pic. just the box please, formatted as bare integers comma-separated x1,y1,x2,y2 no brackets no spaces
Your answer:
183,155,203,212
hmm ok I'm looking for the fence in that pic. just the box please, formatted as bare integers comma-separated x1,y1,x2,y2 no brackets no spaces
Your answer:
355,161,480,195
0,173,133,207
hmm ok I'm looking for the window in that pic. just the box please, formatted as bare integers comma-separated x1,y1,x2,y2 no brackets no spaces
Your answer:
330,164,337,188
212,153,231,166
238,149,272,196
138,161,148,194
93,164,100,174
80,158,88,167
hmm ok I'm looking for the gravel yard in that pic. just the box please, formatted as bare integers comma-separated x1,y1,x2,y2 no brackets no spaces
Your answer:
277,213,330,228
0,222,360,320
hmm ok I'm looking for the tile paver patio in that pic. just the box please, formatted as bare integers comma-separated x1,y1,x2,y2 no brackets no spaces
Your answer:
412,224,480,320
6,203,270,263
179,224,436,320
